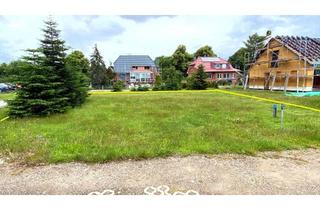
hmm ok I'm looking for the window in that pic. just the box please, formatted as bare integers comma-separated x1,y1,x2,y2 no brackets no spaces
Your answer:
211,63,221,69
221,64,227,69
271,50,279,68
223,73,231,79
217,73,222,79
132,66,138,69
206,73,212,78
144,66,150,70
120,73,126,80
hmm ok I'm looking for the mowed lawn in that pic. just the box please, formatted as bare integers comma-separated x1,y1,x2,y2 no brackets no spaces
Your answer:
0,90,320,164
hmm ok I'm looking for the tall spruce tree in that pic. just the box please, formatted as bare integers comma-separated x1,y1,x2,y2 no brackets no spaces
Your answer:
9,18,87,117
90,45,108,89
9,49,58,116
39,18,70,113
187,64,208,90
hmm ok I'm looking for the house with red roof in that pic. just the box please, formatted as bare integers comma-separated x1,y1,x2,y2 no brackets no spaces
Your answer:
187,57,240,83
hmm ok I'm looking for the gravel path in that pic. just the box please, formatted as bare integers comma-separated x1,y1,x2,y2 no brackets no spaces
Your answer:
0,149,320,195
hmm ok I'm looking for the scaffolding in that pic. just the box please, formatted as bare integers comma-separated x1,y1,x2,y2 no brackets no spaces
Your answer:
243,37,316,93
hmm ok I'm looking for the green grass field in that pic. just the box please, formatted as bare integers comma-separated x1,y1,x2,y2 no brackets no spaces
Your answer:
0,90,320,164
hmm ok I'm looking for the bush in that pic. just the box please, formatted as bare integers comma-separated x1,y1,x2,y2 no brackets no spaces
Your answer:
216,79,233,86
138,86,149,91
181,80,187,89
207,81,219,89
112,80,124,92
152,84,167,91
130,85,149,91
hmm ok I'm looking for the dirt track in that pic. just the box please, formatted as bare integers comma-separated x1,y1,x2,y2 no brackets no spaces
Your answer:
0,149,319,195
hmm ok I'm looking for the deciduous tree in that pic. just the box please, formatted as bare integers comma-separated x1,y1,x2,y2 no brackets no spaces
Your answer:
171,45,193,77
194,45,217,58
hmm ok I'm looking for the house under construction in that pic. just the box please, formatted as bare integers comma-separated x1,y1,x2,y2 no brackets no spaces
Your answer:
245,36,320,92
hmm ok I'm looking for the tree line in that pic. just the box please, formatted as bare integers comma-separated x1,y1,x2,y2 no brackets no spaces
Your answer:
0,17,271,118
153,45,216,91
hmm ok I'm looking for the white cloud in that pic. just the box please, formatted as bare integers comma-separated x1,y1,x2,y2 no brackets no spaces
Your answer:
1,15,320,64
94,16,240,63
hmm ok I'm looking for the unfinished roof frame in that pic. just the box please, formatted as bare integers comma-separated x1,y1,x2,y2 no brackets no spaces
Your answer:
244,36,319,93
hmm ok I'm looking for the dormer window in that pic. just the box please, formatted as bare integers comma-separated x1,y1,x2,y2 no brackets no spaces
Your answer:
211,63,227,69
211,63,222,69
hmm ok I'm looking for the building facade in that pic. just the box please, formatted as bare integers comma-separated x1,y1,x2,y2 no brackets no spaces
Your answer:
187,57,240,83
113,55,158,85
247,36,320,92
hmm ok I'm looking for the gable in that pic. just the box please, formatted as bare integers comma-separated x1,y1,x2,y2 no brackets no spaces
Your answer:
255,36,320,65
114,55,156,73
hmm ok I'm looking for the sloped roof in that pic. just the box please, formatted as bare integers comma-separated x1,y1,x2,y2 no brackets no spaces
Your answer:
274,36,320,63
191,57,229,64
199,57,221,62
113,55,156,73
188,57,239,73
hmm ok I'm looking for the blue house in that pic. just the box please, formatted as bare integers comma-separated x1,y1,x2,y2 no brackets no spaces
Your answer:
113,55,158,84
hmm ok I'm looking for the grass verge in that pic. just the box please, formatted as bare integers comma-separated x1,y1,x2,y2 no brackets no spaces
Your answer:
0,90,319,164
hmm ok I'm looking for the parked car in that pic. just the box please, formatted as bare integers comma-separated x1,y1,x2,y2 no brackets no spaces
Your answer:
0,83,11,92
5,83,16,90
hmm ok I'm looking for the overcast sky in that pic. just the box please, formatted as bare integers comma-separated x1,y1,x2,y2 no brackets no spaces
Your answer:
0,15,320,64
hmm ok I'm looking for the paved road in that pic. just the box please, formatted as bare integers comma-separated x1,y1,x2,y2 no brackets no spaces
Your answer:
0,149,319,195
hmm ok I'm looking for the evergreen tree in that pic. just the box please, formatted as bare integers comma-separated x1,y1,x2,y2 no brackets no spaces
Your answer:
90,44,108,89
187,64,208,90
9,17,88,117
38,18,70,113
0,63,7,82
9,49,57,116
244,32,269,62
161,66,182,90
105,65,116,87
228,31,271,74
